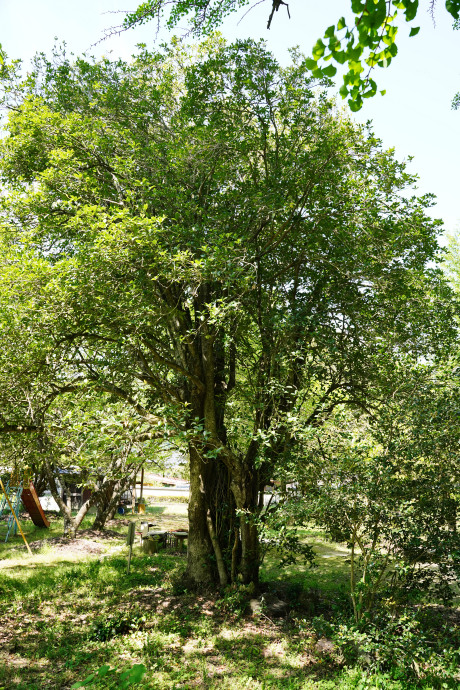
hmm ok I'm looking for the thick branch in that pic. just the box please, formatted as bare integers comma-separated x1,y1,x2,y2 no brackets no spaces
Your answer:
140,337,205,392
0,423,42,434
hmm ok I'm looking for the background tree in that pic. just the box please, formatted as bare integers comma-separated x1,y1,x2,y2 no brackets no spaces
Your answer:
282,374,460,621
40,393,164,536
0,235,167,536
0,37,454,584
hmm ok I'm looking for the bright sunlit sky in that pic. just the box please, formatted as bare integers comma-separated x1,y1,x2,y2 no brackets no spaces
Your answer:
1,0,459,235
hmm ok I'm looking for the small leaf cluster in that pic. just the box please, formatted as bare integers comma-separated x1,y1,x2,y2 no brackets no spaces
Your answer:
308,1,459,111
88,608,146,642
328,609,460,685
71,663,146,689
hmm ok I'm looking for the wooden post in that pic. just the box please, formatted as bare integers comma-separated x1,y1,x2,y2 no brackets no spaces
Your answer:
140,467,144,501
131,473,136,514
126,521,136,574
0,478,32,556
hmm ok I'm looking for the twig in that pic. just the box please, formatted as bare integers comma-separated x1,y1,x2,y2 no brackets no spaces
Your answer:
267,1,290,30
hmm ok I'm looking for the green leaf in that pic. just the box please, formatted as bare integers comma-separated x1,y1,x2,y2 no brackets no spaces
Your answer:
119,664,146,688
409,26,420,37
129,664,146,681
404,0,419,22
322,65,337,78
351,0,366,12
71,673,96,689
337,16,346,31
348,96,363,112
312,39,326,60
446,0,460,20
97,665,111,677
334,51,348,65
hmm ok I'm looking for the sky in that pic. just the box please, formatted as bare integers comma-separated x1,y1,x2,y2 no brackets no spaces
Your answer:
1,0,459,235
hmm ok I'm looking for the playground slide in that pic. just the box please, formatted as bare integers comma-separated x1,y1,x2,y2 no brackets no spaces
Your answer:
21,482,50,528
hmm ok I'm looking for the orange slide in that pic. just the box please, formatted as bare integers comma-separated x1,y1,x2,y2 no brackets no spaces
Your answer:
21,482,50,528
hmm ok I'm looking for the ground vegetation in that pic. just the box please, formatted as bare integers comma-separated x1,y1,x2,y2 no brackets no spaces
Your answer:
0,502,458,689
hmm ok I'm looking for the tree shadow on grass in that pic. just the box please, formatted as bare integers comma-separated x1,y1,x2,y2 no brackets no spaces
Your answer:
2,574,457,690
0,551,178,603
0,657,58,690
184,627,341,689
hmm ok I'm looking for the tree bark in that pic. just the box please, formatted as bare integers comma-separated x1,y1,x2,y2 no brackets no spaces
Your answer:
231,468,260,584
42,458,96,538
206,509,228,586
92,482,116,531
91,472,133,530
187,443,216,583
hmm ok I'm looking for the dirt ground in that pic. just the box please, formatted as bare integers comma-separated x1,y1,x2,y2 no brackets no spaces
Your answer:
28,529,125,555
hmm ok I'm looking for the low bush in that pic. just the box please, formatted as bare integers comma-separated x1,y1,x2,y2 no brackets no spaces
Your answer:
147,495,189,504
88,608,146,642
314,608,460,687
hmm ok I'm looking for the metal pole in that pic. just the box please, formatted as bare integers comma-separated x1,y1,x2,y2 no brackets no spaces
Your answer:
0,478,32,555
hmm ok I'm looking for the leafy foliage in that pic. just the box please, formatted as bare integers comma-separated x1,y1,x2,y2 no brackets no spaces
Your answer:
88,609,146,641
0,36,455,582
119,1,460,110
71,662,146,689
280,386,460,621
323,609,460,686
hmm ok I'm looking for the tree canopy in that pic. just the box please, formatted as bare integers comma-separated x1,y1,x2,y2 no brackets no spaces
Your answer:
116,1,460,110
0,37,455,583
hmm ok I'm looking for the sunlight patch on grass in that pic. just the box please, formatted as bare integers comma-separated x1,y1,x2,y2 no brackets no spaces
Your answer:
0,505,458,690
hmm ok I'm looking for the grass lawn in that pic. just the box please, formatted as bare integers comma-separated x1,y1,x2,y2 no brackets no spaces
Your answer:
0,504,458,689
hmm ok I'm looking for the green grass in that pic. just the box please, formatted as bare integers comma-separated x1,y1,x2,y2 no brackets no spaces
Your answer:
0,511,96,558
0,506,458,689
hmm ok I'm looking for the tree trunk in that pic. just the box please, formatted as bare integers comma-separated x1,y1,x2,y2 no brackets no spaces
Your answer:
239,514,260,584
186,437,261,585
31,467,48,497
231,468,260,584
207,509,228,585
42,458,95,538
92,504,113,531
92,474,132,531
92,483,115,531
184,318,261,586
187,443,216,583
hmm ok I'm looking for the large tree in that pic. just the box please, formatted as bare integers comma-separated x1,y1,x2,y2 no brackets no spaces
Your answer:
0,38,453,583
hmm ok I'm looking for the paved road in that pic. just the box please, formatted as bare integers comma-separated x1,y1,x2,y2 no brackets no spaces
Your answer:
138,486,189,499
39,485,277,511
138,486,277,505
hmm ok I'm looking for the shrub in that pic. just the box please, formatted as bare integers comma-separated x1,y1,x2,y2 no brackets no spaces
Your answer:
88,609,146,642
